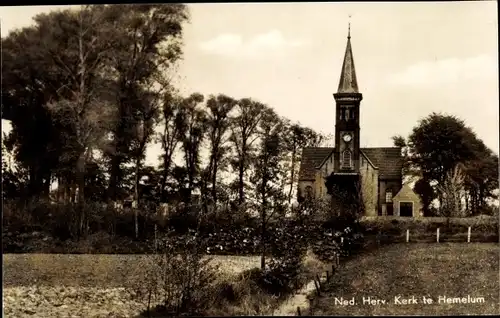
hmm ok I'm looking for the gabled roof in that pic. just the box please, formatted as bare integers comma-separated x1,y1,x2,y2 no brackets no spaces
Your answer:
298,147,403,181
298,147,334,181
393,184,421,202
361,147,403,180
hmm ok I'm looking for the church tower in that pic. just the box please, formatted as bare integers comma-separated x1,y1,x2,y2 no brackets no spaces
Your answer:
333,24,363,175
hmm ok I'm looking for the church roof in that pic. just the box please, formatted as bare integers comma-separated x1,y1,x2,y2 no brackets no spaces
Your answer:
337,30,359,94
298,147,403,181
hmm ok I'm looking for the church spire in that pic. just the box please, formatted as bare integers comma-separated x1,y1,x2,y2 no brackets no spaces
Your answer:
337,21,359,94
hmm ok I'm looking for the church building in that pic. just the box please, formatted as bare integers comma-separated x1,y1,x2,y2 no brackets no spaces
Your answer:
297,27,417,217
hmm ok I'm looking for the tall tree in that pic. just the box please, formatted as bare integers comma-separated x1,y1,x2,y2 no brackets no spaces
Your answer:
1,21,70,202
37,6,118,235
105,4,189,202
283,123,325,203
398,112,498,215
407,113,479,184
177,93,207,204
157,89,185,202
130,87,161,238
250,108,285,269
204,94,237,205
229,98,267,204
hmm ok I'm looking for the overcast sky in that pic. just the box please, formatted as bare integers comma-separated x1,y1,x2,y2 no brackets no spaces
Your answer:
1,2,498,167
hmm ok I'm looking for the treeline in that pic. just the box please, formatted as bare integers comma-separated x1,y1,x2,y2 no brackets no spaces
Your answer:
1,4,327,214
394,112,499,217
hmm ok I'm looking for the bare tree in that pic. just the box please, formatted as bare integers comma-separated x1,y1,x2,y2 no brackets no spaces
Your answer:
436,163,467,217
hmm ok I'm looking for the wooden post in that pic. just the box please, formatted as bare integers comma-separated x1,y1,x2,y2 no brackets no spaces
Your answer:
326,270,330,281
406,229,409,243
336,253,340,266
297,306,301,316
331,264,335,275
309,298,314,315
437,228,440,243
467,226,471,243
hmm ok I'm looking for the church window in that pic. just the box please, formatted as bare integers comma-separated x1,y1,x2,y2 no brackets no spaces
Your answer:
340,108,345,120
342,150,352,168
385,190,393,203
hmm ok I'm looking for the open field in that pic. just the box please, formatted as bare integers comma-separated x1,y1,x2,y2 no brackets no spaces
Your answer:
3,254,260,317
310,243,499,315
3,254,260,287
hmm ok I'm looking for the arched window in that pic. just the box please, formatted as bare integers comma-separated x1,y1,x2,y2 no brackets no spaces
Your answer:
342,150,352,168
385,190,393,203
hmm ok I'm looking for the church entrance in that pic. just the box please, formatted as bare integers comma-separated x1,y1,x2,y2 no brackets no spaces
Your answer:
399,202,413,217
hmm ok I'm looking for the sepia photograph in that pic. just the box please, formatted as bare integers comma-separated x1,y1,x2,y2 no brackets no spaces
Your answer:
1,2,499,317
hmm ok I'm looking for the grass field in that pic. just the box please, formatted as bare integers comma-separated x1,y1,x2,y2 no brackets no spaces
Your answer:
3,254,261,317
3,254,260,287
310,243,499,315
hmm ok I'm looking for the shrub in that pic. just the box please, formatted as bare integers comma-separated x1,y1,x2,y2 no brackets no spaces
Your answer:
360,216,499,243
132,229,220,316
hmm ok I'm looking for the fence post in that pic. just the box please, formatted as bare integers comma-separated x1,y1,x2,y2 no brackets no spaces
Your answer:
309,298,314,315
326,270,330,281
437,228,440,243
467,226,471,243
406,229,409,243
331,264,335,275
297,306,301,316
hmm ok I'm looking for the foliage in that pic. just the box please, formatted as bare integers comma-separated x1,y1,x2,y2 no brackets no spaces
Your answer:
436,164,467,217
394,112,498,216
133,230,220,317
360,216,499,237
413,178,436,216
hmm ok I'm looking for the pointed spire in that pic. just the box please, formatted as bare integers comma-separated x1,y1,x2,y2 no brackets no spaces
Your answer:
337,21,359,94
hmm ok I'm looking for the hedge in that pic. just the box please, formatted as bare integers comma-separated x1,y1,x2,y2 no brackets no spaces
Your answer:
360,216,499,236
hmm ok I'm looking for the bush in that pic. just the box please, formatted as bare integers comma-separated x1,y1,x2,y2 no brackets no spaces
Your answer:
360,216,499,244
132,230,220,316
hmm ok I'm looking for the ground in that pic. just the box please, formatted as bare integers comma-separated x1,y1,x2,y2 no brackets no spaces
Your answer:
3,254,260,317
311,243,499,315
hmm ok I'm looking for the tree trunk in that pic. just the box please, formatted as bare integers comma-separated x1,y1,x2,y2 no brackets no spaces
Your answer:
108,155,122,202
288,146,296,203
260,193,267,270
134,156,141,239
160,152,172,202
238,161,245,205
43,173,52,200
76,152,86,237
465,191,469,214
260,158,268,270
211,154,218,205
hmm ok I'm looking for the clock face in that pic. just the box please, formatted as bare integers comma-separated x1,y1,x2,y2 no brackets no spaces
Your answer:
343,133,352,142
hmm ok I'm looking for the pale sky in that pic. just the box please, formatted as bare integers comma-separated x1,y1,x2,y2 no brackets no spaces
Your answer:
1,2,498,167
